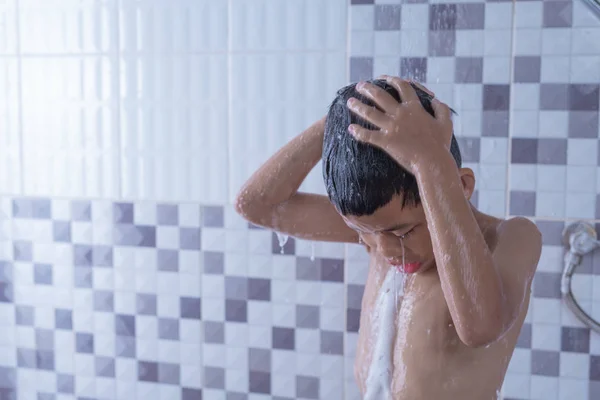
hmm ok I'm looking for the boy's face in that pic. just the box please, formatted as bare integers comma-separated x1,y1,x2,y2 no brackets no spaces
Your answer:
342,195,435,275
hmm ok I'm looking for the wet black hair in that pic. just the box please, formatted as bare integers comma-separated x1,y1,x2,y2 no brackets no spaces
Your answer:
322,79,462,217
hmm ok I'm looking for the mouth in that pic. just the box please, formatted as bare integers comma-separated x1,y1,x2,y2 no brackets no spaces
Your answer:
387,259,423,274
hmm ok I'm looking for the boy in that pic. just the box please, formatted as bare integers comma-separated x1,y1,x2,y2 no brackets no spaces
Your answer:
235,76,541,399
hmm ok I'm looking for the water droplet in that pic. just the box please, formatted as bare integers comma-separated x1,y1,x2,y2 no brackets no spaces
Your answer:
276,232,289,254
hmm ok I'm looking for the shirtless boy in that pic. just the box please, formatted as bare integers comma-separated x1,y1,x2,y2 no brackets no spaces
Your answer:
235,76,542,400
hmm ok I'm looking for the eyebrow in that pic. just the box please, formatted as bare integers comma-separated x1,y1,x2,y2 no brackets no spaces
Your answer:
380,223,413,233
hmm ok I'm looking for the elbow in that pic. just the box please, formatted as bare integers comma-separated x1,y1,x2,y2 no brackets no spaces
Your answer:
234,189,269,227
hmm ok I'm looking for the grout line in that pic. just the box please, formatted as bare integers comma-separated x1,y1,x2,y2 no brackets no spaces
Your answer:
14,0,24,195
505,0,517,220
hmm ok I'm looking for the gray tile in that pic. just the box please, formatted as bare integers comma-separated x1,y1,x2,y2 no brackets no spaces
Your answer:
136,293,157,315
540,84,569,110
296,257,320,281
204,252,224,274
73,245,92,266
204,321,225,344
483,84,510,111
55,309,72,330
591,355,600,380
561,327,590,353
37,393,54,400
35,329,54,351
16,305,34,326
157,249,178,272
430,4,456,30
158,363,180,385
456,138,480,162
514,56,541,83
272,327,295,350
509,191,536,216
249,371,270,394
93,245,113,267
115,314,136,336
12,198,32,218
52,221,71,242
248,278,270,301
429,31,456,57
321,259,344,282
158,318,179,341
517,323,532,348
32,199,51,219
0,390,15,400
0,262,12,283
470,190,479,208
76,332,94,354
226,276,248,300
455,57,483,83
400,57,427,82
536,221,564,246
180,227,201,250
350,57,374,82
94,290,115,312
543,1,572,28
227,393,248,400
0,283,13,302
533,272,561,298
113,203,133,223
205,366,225,389
0,367,16,389
351,0,373,3
456,4,485,29
511,138,538,164
73,268,92,288
347,309,361,332
115,336,136,358
71,201,91,221
225,299,246,322
114,225,156,247
34,264,52,285
157,204,178,226
591,381,600,398
296,375,319,400
248,348,271,372
138,361,159,382
321,331,343,355
271,233,295,255
374,5,401,31
347,285,364,310
182,388,203,400
36,350,54,370
203,206,224,227
537,138,567,165
181,297,201,319
13,241,32,262
531,350,559,376
482,111,510,137
95,356,115,378
569,111,599,138
569,84,600,111
56,374,74,394
296,305,319,329
17,348,36,368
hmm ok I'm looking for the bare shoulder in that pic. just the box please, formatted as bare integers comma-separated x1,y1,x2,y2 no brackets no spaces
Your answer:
496,216,542,250
491,216,542,281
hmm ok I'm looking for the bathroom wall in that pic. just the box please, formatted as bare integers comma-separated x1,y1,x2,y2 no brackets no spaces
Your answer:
0,1,599,400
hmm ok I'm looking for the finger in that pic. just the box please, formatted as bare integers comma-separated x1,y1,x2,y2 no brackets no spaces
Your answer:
356,82,399,114
347,97,392,128
349,124,383,146
385,77,419,104
431,98,452,122
409,81,435,98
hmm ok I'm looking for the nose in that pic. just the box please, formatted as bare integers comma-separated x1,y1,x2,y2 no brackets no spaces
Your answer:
375,232,404,260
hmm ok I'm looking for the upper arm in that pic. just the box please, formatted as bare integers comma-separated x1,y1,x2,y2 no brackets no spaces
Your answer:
493,217,542,324
240,192,360,243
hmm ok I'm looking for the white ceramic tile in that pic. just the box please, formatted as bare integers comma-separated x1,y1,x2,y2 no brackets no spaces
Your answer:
485,3,513,30
502,373,531,399
373,56,400,78
119,0,228,53
229,52,346,202
565,193,595,219
573,0,600,28
20,57,119,197
19,0,118,54
426,57,455,84
571,28,600,55
535,192,566,219
477,189,506,217
351,31,374,57
484,31,512,57
541,56,571,83
538,111,569,138
567,138,597,168
399,4,428,31
514,28,542,56
510,165,537,191
400,30,429,57
0,0,17,55
531,375,559,400
514,1,543,28
482,57,511,84
0,57,21,194
120,54,228,202
566,166,596,193
231,0,346,52
570,56,600,83
455,30,484,57
558,378,588,400
542,28,572,55
512,111,539,138
373,31,401,57
351,5,374,32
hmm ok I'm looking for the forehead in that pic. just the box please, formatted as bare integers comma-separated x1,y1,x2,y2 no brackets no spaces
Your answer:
342,195,422,232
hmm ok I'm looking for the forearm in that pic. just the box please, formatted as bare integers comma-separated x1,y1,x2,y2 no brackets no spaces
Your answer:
235,117,325,214
414,152,505,345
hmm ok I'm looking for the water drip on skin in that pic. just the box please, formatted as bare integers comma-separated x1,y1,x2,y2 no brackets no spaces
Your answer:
276,232,289,254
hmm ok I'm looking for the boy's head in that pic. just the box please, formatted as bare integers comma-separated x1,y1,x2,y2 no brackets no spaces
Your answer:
322,79,475,274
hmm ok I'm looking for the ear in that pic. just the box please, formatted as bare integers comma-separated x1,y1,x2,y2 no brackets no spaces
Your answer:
458,168,476,200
